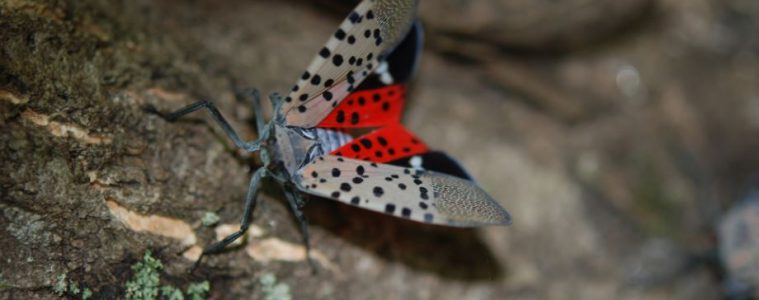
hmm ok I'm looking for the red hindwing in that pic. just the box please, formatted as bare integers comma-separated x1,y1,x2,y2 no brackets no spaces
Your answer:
317,84,405,128
330,124,429,163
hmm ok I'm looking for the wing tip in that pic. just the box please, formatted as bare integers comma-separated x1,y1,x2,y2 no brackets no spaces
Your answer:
496,208,513,226
497,202,513,225
477,206,513,226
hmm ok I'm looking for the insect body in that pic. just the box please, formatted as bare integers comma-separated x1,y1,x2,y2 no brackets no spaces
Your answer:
147,0,511,267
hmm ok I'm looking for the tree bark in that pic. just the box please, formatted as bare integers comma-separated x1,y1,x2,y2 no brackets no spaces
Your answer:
3,0,757,299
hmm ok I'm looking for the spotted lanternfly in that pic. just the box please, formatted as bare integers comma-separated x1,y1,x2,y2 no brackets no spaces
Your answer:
146,0,511,267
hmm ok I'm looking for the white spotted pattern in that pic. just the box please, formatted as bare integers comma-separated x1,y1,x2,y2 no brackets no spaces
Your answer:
282,0,417,128
374,60,394,85
295,155,512,226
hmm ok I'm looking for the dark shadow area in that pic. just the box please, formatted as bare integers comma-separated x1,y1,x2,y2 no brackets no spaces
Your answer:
303,196,505,281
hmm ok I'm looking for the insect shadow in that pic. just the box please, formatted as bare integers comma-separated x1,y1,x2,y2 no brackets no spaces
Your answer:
303,196,505,281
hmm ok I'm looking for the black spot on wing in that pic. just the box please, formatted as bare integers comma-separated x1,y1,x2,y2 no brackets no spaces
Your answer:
420,187,429,200
335,29,346,40
310,75,321,85
336,110,345,123
360,138,372,149
349,11,360,23
424,213,434,223
332,55,343,66
319,47,330,58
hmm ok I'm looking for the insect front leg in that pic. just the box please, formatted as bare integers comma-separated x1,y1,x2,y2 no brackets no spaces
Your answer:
237,88,267,136
192,167,267,270
249,89,266,137
144,100,261,152
282,186,317,272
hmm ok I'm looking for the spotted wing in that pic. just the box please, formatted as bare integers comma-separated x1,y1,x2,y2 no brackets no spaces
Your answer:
316,20,423,129
296,155,512,227
316,84,405,128
282,0,418,128
329,124,428,162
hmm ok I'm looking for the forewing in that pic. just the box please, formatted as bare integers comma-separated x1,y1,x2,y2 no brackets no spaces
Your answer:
315,20,423,129
296,155,511,226
282,0,418,128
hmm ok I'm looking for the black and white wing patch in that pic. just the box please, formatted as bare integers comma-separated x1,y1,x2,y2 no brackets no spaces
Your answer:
295,155,512,227
358,20,424,90
388,151,474,181
281,0,418,128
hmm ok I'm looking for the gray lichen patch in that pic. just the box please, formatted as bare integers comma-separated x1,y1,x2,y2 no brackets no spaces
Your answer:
2,205,54,247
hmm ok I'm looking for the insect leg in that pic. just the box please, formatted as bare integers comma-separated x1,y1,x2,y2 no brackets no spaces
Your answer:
247,89,266,137
144,100,261,152
268,93,282,108
192,167,267,270
282,187,317,272
237,88,267,136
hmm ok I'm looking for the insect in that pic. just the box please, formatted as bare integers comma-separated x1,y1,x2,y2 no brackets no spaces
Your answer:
146,0,511,267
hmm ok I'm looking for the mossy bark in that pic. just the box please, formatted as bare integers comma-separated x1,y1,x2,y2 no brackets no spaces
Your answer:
2,0,758,299
0,0,260,298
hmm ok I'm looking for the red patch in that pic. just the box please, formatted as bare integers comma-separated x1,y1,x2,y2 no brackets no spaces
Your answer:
317,85,405,128
330,124,428,163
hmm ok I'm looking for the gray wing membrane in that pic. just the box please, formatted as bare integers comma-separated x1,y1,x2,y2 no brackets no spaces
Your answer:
295,155,511,226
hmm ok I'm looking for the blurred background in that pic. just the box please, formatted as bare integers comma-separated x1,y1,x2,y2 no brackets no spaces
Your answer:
1,0,759,299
